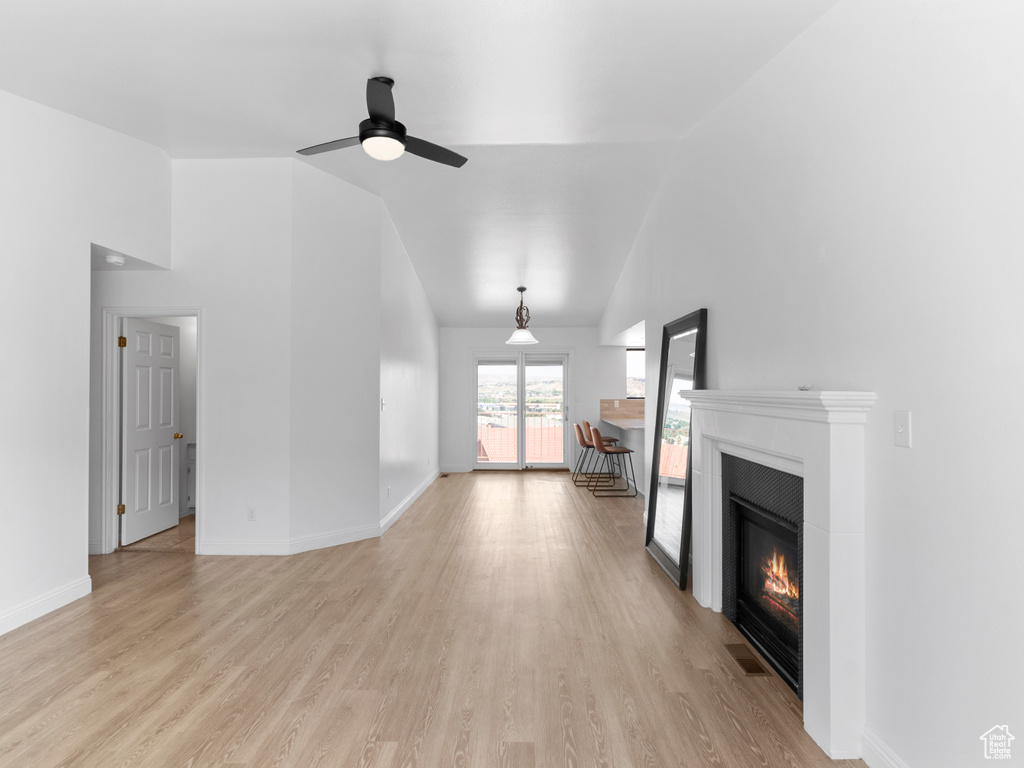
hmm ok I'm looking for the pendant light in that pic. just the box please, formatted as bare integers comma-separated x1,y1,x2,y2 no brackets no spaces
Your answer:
505,286,539,345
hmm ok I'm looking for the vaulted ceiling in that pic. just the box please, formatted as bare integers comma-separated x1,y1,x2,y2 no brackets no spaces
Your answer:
0,0,837,327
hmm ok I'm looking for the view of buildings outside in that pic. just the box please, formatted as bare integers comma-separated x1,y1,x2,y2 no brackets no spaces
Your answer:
626,348,645,398
477,364,564,463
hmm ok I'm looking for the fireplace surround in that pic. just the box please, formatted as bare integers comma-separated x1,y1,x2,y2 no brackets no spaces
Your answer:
686,390,875,759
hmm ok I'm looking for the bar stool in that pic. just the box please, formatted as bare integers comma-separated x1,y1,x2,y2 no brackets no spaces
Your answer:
571,423,595,486
572,423,617,488
588,426,638,497
582,420,618,448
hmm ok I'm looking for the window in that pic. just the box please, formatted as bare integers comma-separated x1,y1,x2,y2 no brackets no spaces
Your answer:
626,348,645,398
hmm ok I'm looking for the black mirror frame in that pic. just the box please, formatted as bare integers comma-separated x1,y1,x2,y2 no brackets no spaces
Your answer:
645,308,708,589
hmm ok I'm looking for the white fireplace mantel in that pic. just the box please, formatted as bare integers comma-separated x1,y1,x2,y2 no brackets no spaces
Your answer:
686,390,876,759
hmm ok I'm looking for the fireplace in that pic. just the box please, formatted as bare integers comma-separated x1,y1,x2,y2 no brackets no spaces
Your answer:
722,453,804,696
686,390,875,758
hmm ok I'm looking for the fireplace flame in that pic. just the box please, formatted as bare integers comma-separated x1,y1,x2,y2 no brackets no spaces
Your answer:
763,546,799,599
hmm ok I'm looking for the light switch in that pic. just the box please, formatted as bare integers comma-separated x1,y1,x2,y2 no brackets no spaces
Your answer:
614,400,619,408
894,410,912,448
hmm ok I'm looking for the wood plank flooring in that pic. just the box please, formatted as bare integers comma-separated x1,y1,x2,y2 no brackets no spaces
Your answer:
122,514,196,552
0,471,865,767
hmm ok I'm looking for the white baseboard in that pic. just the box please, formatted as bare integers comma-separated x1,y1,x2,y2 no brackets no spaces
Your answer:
0,577,92,638
198,539,293,556
288,524,380,555
184,471,442,556
862,729,910,768
88,537,106,555
381,470,439,534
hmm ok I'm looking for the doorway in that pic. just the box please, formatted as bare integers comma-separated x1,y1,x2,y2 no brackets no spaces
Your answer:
474,353,569,470
98,308,202,554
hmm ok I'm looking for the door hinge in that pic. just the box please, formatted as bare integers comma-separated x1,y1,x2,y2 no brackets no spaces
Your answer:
117,504,125,516
117,336,127,348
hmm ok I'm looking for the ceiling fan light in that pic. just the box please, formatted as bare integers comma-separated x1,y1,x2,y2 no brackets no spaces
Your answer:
362,135,405,161
506,328,539,345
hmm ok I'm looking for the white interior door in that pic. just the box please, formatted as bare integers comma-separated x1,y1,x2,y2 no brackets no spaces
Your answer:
122,319,181,545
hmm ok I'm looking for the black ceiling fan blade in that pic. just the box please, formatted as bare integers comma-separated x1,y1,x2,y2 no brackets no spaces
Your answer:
366,77,396,123
296,136,360,156
404,136,468,168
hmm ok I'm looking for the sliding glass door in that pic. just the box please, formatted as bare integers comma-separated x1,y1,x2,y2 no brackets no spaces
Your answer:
475,354,567,469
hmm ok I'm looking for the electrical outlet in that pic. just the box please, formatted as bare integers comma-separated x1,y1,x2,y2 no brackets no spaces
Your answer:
247,507,256,521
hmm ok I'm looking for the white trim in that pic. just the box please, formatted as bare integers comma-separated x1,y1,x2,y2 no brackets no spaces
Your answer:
288,524,381,555
381,469,439,534
0,577,92,637
688,390,876,759
98,307,204,555
198,539,293,556
686,390,876,424
861,729,912,768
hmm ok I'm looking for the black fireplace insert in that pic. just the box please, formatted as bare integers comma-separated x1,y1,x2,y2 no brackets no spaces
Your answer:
721,453,803,697
733,494,800,692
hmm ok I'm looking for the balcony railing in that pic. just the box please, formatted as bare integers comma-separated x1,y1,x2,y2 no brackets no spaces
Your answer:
476,408,564,464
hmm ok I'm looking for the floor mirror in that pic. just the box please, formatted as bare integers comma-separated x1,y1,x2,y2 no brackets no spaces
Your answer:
645,309,707,588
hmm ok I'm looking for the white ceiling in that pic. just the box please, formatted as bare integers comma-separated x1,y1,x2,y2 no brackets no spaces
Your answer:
0,0,837,328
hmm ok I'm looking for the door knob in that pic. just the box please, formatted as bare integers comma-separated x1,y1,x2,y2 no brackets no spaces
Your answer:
174,433,184,439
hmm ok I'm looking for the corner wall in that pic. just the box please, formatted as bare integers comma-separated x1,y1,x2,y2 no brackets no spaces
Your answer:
600,2,1024,765
379,212,441,530
0,89,171,635
288,162,383,550
92,158,295,552
89,157,436,559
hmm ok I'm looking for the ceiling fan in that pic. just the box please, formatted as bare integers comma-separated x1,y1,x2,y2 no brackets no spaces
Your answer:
297,77,468,168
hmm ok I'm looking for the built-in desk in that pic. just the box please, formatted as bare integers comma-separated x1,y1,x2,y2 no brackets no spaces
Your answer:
596,399,645,495
599,398,644,430
601,416,644,431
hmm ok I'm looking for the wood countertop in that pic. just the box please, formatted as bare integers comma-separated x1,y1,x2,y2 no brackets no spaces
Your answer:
599,399,645,431
601,417,645,431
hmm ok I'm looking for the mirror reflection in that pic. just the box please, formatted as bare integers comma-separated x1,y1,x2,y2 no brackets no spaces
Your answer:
646,309,707,588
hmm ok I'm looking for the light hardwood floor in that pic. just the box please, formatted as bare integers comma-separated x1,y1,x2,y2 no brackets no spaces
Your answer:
122,514,196,553
0,472,865,767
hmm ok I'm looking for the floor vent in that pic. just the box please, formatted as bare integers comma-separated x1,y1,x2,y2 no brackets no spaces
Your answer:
725,643,768,676
440,473,450,478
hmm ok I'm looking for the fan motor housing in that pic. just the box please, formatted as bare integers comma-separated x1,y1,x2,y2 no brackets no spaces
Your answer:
359,118,407,146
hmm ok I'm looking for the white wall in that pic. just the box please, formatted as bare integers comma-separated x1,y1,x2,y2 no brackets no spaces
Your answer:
89,158,438,559
600,2,1024,765
0,89,171,635
93,158,294,552
379,213,440,529
439,327,621,473
288,162,382,548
